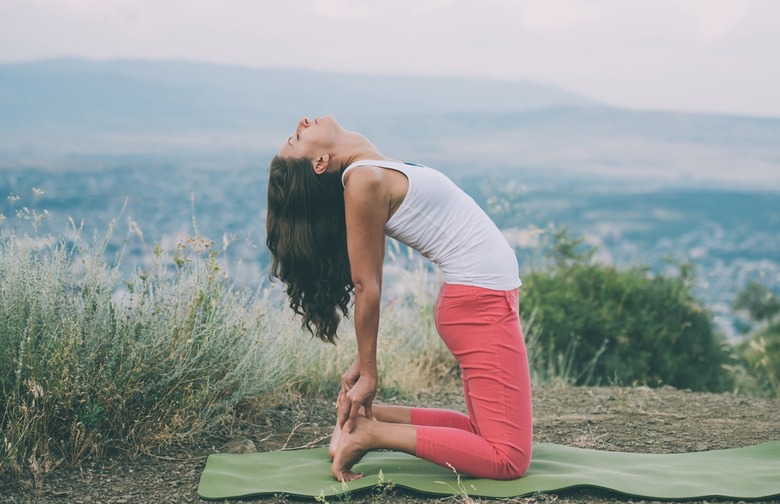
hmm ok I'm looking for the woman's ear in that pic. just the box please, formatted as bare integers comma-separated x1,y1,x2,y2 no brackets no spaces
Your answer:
312,154,330,175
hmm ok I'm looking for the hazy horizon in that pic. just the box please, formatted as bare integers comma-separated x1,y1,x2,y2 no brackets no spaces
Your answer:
2,0,779,118
3,58,779,190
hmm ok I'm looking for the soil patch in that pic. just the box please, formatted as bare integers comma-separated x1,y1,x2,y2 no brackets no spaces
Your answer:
2,386,778,503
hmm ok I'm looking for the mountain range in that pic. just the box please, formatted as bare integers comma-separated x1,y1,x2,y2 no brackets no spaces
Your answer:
1,58,779,189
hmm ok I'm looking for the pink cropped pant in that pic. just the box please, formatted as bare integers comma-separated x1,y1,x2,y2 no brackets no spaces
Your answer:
412,282,533,480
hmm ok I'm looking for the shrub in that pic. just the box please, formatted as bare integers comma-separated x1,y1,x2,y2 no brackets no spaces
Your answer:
733,281,780,325
519,228,730,391
0,229,296,486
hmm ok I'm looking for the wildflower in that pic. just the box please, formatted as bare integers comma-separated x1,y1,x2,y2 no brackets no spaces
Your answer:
26,379,44,399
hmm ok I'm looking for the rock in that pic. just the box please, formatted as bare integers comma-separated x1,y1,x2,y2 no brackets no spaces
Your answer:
221,438,257,454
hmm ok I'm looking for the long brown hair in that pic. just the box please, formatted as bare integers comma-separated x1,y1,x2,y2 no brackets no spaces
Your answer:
266,156,353,343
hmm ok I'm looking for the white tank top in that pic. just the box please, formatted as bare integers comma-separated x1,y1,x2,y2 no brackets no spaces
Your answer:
342,160,521,290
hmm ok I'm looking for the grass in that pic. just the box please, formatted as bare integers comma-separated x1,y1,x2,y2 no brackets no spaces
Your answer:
724,326,780,398
0,217,470,489
2,211,777,492
0,226,300,488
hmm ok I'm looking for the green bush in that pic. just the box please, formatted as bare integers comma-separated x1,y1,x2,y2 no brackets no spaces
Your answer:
520,228,730,391
733,281,780,324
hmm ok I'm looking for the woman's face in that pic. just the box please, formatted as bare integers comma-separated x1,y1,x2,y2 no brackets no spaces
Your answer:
277,115,340,160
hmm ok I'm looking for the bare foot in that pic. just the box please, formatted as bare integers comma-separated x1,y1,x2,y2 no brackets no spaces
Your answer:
331,415,372,482
328,423,341,460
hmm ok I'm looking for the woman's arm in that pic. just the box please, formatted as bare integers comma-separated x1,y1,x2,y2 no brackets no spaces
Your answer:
338,166,388,433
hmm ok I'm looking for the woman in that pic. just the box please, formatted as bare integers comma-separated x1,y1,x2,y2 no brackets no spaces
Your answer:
266,116,532,482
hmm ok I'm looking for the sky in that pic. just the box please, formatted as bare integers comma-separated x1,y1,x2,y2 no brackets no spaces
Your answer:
1,0,779,118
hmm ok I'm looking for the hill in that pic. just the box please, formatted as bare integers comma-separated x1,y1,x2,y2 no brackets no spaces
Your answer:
1,58,779,188
0,58,591,129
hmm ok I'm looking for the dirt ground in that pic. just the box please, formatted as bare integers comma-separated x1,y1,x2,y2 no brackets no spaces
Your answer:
1,386,778,504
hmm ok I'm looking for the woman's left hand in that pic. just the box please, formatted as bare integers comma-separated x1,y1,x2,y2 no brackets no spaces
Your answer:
337,359,360,411
338,373,377,433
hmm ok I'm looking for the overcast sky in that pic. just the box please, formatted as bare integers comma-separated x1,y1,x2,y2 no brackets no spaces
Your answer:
2,0,778,118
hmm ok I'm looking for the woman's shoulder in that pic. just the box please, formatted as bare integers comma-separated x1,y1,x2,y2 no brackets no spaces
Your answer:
343,166,395,208
342,163,385,187
343,163,409,215
343,158,407,185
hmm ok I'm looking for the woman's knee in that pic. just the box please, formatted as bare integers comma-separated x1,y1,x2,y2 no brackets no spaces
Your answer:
497,445,532,479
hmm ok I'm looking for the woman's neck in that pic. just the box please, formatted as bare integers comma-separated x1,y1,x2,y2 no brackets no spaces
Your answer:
336,132,390,170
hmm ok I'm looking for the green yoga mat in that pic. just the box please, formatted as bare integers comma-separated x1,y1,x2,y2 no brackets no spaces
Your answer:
198,441,780,500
